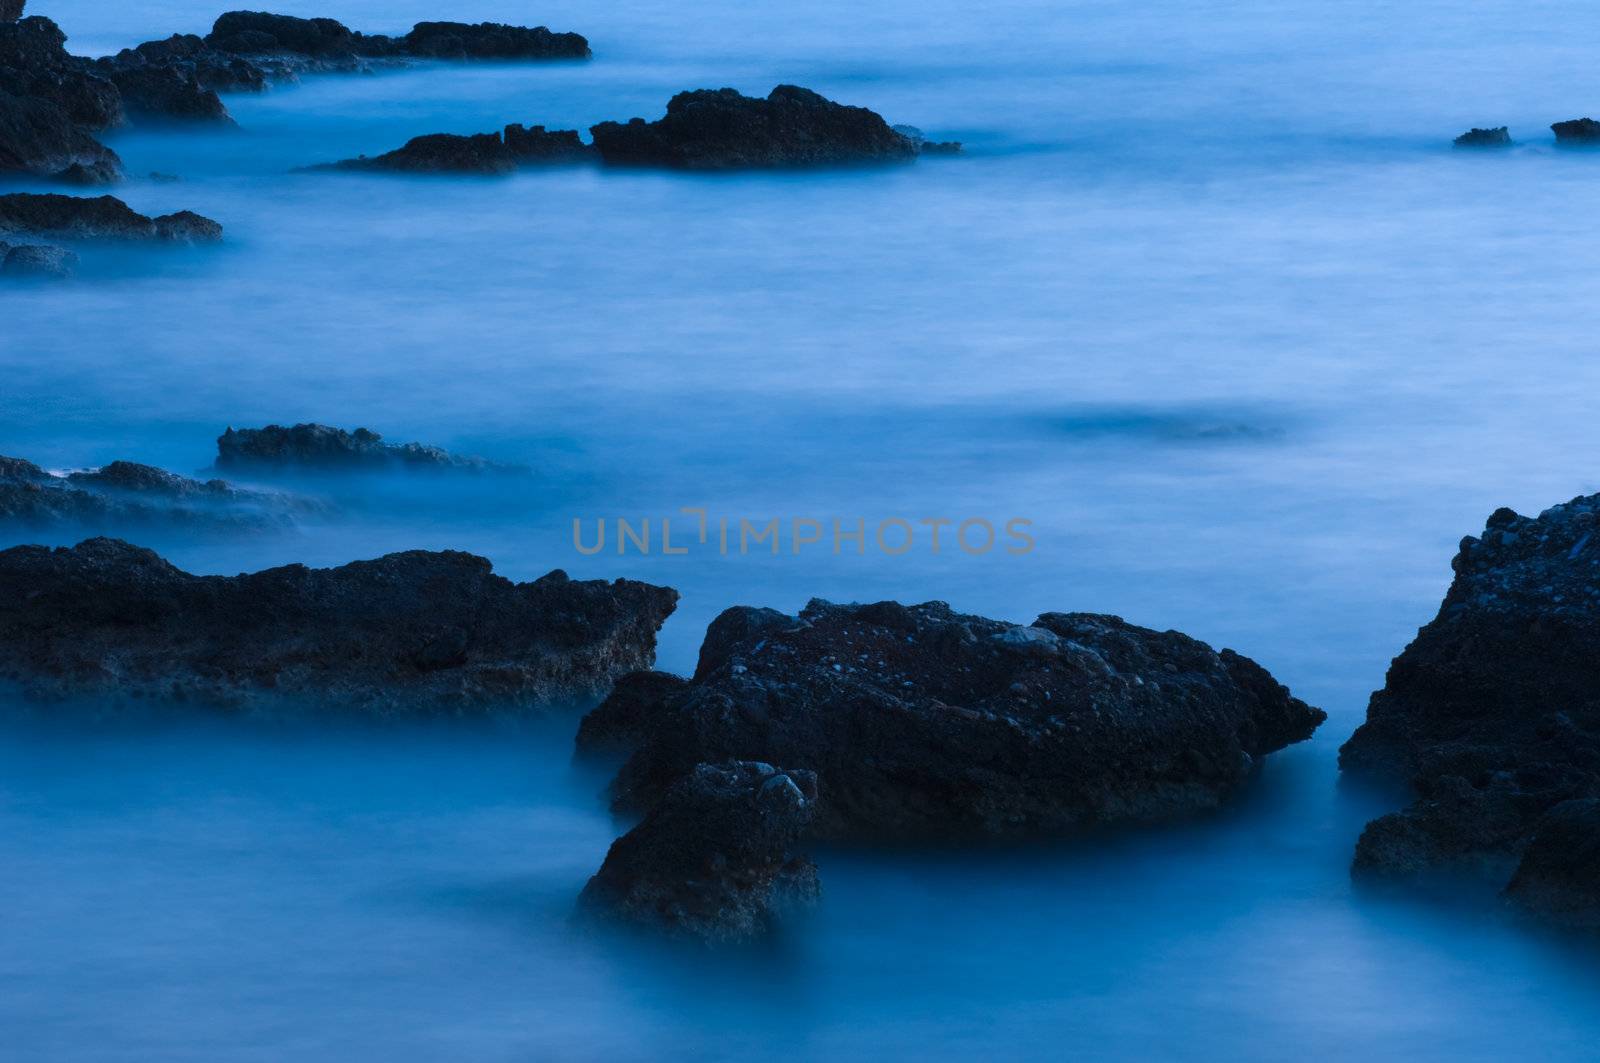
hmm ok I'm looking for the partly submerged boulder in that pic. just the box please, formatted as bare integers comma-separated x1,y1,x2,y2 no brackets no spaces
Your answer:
202,12,588,63
0,241,75,277
1552,118,1600,145
0,193,223,241
311,124,591,175
1453,126,1511,149
576,761,820,944
216,423,522,473
582,598,1323,840
892,123,962,155
0,538,678,714
589,85,921,170
397,21,590,60
0,454,308,529
1341,494,1600,923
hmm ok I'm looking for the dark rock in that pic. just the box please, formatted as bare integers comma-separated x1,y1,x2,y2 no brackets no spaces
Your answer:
1504,799,1600,927
101,60,230,123
1340,493,1600,919
310,124,592,175
216,423,522,473
398,21,589,60
0,89,122,184
0,193,221,241
0,453,310,529
1453,126,1511,149
576,760,820,943
584,599,1323,840
893,123,962,155
1552,118,1600,145
1,242,74,277
202,12,587,64
206,12,359,57
1,1,23,23
575,670,692,755
0,538,678,714
589,85,921,170
0,17,123,130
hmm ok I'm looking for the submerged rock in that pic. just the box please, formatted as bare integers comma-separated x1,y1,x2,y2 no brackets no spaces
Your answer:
582,599,1324,840
0,14,126,182
0,453,307,529
1340,494,1600,923
0,538,677,714
1,241,75,277
201,12,589,64
1453,126,1511,149
215,423,522,474
311,124,591,175
1552,118,1600,145
0,193,223,242
893,123,963,155
589,85,922,170
576,761,820,944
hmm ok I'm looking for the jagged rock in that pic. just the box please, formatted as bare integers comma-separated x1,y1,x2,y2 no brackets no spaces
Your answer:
1341,494,1600,924
0,453,309,529
1503,799,1600,927
101,61,230,123
215,423,522,473
1,1,24,23
201,12,588,64
397,21,590,60
0,241,75,277
892,123,962,155
589,86,921,170
206,12,361,56
583,599,1323,840
576,761,820,944
576,670,691,755
0,78,121,183
1453,126,1511,149
1552,118,1600,145
0,16,122,130
310,124,592,174
0,193,222,241
0,538,677,714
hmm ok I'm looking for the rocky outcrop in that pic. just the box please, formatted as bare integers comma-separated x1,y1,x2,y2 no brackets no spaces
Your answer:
1341,494,1600,924
1503,800,1600,928
0,193,222,242
0,90,122,183
581,599,1323,840
576,761,820,944
0,454,308,528
1,1,24,23
1453,126,1511,149
201,12,589,63
0,17,124,181
589,86,923,170
215,423,522,474
1552,118,1600,145
892,124,962,155
0,241,75,277
0,538,677,714
311,124,591,175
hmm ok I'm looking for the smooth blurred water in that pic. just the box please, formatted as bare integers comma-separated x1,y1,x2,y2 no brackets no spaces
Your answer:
5,1,1600,1058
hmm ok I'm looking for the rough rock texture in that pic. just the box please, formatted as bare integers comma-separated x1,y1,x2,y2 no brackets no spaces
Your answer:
0,538,678,714
1,1,24,23
576,761,820,943
589,86,921,170
581,599,1323,840
1552,118,1600,145
397,21,590,60
0,16,124,181
1,241,75,277
216,423,521,473
0,454,308,529
1341,495,1600,924
202,12,588,63
0,193,223,242
1503,800,1600,927
892,123,962,155
1453,126,1511,148
312,124,591,175
0,90,122,183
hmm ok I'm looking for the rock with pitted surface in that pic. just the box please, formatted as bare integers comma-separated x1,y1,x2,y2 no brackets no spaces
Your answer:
0,538,678,715
1453,126,1511,149
589,85,921,170
397,21,590,60
310,124,592,175
0,454,310,529
216,423,523,473
1503,799,1600,928
576,760,820,944
583,598,1323,840
201,12,588,64
0,193,222,242
1341,494,1600,926
1,1,23,22
0,241,74,277
0,16,124,182
1552,118,1600,145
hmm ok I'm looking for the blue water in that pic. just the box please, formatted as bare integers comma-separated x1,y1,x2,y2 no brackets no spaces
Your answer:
5,0,1600,1058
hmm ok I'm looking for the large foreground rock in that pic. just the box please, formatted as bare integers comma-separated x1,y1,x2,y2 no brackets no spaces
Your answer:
0,454,308,529
576,761,820,944
581,599,1324,840
589,85,922,170
0,193,223,242
1341,494,1600,923
311,124,591,175
0,539,677,714
216,423,522,473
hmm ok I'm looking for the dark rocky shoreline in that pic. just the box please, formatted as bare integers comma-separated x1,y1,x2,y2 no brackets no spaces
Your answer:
215,423,525,475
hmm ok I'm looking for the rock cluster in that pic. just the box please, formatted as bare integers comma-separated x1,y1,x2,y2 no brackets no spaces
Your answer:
0,538,677,715
1341,494,1600,925
0,453,306,528
312,125,591,175
576,761,821,944
215,423,523,474
0,193,222,242
581,598,1323,841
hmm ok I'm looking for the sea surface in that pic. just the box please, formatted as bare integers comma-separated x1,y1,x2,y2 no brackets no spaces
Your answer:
5,1,1600,1058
